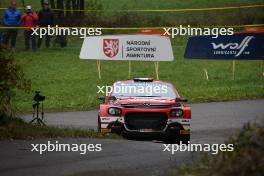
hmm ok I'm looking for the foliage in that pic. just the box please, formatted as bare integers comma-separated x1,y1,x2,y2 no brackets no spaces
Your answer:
44,0,95,25
4,0,262,27
84,0,102,26
176,123,264,176
0,45,31,118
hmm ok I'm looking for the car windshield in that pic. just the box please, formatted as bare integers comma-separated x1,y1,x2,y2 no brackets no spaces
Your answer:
111,82,177,98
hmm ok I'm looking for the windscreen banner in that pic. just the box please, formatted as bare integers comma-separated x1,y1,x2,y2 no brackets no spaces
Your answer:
184,33,264,60
80,35,174,61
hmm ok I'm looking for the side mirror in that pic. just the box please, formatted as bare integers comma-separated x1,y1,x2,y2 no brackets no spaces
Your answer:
108,96,117,101
175,98,188,102
98,96,105,102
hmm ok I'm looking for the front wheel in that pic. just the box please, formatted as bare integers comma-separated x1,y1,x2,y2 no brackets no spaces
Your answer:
166,133,190,144
97,118,101,132
177,134,190,144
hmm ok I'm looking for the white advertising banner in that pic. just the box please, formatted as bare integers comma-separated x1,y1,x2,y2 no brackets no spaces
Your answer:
79,35,174,61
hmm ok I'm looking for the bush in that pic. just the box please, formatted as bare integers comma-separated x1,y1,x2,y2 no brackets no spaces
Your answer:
0,45,31,119
176,123,264,176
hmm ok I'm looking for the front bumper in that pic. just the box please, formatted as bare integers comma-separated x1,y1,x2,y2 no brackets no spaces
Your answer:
100,116,191,134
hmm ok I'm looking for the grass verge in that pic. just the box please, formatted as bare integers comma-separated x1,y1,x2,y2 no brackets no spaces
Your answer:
175,123,264,176
0,117,120,140
12,35,264,113
0,1,263,113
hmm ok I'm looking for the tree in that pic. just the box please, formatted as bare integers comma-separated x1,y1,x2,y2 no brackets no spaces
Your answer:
0,45,31,119
48,0,86,25
45,0,104,26
21,0,25,8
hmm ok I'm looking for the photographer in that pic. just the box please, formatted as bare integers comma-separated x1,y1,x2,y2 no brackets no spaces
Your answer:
21,6,38,51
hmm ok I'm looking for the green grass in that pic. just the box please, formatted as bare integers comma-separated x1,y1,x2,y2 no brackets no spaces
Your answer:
95,0,264,27
1,0,263,26
2,0,263,9
100,0,264,9
11,34,264,113
0,0,263,112
0,117,120,140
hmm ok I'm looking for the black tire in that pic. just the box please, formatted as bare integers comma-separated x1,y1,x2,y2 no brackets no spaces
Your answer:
121,130,131,139
97,118,101,133
177,134,190,145
166,135,178,144
165,132,190,144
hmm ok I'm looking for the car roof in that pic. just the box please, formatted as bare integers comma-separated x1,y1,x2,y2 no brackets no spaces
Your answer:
114,79,171,85
111,79,180,97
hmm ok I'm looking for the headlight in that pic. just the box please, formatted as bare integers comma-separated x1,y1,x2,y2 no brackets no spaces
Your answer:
108,107,121,116
170,109,183,118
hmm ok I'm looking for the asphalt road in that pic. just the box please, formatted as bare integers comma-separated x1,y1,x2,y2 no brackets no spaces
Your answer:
0,99,264,176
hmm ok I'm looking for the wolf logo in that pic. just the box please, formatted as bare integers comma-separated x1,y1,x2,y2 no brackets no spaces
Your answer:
211,36,254,57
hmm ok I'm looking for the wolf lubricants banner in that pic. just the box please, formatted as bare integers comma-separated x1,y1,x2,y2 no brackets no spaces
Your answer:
80,35,174,61
184,33,264,60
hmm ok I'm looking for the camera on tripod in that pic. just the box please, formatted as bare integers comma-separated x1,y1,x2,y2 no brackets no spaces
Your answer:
34,91,45,102
31,91,46,125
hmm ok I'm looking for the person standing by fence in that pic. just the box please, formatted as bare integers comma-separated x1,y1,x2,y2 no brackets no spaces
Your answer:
21,6,38,51
2,0,21,48
38,1,54,48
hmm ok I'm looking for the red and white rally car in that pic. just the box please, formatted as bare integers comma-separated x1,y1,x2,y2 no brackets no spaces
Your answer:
98,78,191,143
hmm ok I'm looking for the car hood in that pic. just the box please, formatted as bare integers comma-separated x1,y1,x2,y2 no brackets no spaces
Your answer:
112,97,176,105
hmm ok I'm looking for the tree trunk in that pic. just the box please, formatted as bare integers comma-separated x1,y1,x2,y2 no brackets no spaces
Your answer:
49,0,55,9
57,0,64,20
80,0,85,16
47,0,87,25
66,0,71,17
21,0,25,8
72,0,77,17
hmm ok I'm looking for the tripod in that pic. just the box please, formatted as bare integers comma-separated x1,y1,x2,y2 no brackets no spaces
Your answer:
30,100,45,125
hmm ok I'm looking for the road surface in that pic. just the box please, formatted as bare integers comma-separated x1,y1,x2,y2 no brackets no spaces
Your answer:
0,99,263,176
